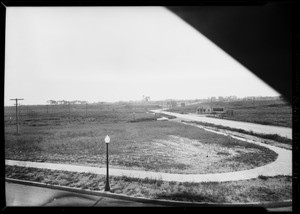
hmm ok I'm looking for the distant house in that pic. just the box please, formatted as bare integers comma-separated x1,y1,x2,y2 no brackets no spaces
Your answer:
211,107,227,114
196,105,212,114
197,105,227,114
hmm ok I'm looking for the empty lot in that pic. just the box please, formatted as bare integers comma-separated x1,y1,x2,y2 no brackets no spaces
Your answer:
5,103,277,174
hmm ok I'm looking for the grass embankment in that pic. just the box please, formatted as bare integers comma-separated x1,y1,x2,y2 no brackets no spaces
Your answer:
5,165,292,203
182,120,292,145
5,119,277,174
167,100,292,128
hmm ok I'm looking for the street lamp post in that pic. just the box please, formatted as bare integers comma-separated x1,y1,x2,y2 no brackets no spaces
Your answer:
104,135,110,191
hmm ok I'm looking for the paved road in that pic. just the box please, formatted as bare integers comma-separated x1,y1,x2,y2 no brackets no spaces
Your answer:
5,182,161,207
151,109,292,139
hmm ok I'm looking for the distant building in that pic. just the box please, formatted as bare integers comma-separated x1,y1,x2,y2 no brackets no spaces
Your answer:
211,107,227,114
218,96,224,102
196,105,212,114
197,105,227,114
210,97,217,102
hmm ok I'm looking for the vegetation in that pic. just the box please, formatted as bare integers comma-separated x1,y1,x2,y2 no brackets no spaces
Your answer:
154,113,177,119
4,103,161,126
5,166,292,203
4,102,291,204
5,120,278,174
5,103,278,174
182,120,292,145
167,100,292,128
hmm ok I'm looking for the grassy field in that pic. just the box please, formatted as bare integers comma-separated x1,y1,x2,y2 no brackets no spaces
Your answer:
5,166,292,203
182,121,292,145
5,103,277,174
5,102,291,204
4,103,160,126
167,100,292,128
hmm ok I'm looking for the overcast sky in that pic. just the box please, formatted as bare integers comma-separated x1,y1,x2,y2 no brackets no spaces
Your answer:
5,6,280,106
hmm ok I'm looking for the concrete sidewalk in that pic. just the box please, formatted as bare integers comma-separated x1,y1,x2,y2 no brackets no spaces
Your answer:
5,152,291,183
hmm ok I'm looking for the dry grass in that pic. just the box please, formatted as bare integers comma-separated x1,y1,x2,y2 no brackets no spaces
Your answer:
182,120,292,145
168,100,292,128
5,165,292,203
5,102,279,174
5,119,277,174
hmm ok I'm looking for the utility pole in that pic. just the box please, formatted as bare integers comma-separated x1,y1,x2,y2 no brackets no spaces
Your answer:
10,98,24,135
68,103,71,122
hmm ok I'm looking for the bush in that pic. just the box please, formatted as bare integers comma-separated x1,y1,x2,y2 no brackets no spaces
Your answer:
258,175,269,180
129,117,157,123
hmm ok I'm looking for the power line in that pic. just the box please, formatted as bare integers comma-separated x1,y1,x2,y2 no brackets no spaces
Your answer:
10,98,24,135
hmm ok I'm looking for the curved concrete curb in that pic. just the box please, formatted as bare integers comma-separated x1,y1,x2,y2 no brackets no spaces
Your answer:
5,178,292,208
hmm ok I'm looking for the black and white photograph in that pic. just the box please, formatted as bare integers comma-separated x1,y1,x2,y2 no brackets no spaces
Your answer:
1,1,297,210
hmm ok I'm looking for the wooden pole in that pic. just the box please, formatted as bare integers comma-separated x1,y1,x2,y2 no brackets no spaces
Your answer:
10,98,24,134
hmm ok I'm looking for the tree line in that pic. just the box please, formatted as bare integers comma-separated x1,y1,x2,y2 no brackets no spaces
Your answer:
46,100,88,105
